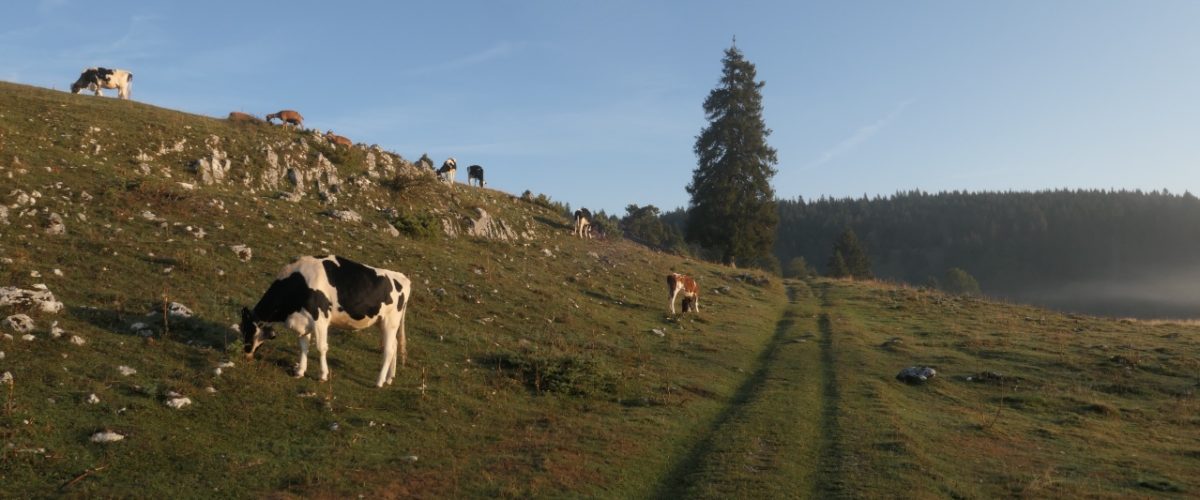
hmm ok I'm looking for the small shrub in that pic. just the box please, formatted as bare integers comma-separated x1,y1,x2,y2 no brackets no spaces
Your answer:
387,210,441,239
481,351,617,398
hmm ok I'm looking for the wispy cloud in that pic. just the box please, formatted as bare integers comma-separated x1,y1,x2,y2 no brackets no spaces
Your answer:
804,99,914,170
405,41,524,76
60,14,164,63
38,0,69,14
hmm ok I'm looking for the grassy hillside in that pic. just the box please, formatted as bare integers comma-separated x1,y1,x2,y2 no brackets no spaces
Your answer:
1,81,1198,498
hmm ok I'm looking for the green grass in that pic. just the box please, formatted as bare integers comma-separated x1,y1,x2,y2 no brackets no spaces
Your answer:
2,81,1199,498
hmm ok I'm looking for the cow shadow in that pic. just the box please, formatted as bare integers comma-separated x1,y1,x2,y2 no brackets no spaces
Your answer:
581,289,643,310
534,215,571,231
69,305,236,352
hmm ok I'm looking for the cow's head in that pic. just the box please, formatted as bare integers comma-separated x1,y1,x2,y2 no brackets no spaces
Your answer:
240,307,276,359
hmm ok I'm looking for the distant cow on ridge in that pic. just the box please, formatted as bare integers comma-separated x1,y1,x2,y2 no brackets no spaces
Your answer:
240,255,412,388
266,110,304,128
437,157,457,186
70,67,133,100
573,208,593,239
467,165,485,187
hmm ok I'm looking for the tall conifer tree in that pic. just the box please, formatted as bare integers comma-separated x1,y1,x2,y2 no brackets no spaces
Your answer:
686,41,779,267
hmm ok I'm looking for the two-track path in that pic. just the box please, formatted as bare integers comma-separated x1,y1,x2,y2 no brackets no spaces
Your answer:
655,281,844,499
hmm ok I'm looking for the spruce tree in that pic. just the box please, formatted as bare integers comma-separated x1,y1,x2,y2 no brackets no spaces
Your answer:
827,252,850,278
686,41,779,267
832,228,872,279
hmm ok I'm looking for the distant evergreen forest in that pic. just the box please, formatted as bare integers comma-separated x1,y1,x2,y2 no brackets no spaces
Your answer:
771,189,1200,317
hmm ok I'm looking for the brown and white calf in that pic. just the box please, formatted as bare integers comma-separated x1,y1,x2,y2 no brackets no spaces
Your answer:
437,157,457,185
266,110,304,127
240,255,412,388
70,67,133,100
573,208,593,239
667,273,700,314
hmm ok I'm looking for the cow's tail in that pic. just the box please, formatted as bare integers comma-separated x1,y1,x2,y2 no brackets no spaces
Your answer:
126,72,133,82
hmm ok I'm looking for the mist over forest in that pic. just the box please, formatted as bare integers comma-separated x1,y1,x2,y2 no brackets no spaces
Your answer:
770,189,1200,318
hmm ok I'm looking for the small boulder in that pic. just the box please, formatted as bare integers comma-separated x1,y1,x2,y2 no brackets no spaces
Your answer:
3,314,35,333
165,397,192,410
90,431,125,443
230,244,252,262
896,366,937,384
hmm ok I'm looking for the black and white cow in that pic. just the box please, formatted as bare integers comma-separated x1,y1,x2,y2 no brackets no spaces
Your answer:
70,67,133,100
240,255,412,388
437,157,457,186
573,208,593,239
467,165,485,187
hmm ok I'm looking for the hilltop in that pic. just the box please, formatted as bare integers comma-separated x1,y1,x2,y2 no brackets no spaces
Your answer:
1,81,1199,498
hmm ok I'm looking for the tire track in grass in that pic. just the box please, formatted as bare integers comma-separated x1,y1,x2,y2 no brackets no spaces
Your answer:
654,283,825,498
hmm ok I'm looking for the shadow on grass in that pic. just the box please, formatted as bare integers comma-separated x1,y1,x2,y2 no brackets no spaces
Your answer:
69,305,235,351
534,215,571,232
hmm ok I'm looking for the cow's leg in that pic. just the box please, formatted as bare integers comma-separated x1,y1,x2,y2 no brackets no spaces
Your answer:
668,287,680,314
376,324,398,388
295,332,310,378
694,295,700,312
315,321,331,382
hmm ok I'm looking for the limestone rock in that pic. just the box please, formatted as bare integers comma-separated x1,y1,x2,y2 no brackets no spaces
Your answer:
0,285,65,313
3,314,35,333
896,366,937,384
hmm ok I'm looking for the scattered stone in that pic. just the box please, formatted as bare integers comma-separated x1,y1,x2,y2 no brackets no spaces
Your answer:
0,372,11,384
0,351,4,360
400,455,419,462
50,321,64,338
3,314,35,333
165,397,192,409
205,386,217,394
218,361,235,369
90,431,125,443
230,244,252,262
165,302,193,318
69,335,85,346
650,328,666,337
0,285,65,313
542,248,554,258
325,209,362,223
329,422,340,431
21,334,34,341
896,366,937,384
117,365,137,376
86,393,100,404
433,288,447,297
44,212,66,235
587,251,600,259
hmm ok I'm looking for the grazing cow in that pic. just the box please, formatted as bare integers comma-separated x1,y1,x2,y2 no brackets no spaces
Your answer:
240,255,412,388
573,208,593,239
667,273,700,314
437,157,457,185
227,111,263,123
70,67,133,100
467,165,485,187
325,130,352,147
266,110,304,127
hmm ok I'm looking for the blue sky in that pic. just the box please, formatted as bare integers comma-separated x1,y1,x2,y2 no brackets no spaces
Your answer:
3,1,1199,214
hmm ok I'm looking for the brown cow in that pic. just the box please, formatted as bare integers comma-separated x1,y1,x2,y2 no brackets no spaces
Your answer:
667,273,699,314
325,131,352,147
266,110,304,127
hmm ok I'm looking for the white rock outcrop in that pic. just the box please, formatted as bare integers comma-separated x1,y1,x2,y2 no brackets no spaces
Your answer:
0,285,65,313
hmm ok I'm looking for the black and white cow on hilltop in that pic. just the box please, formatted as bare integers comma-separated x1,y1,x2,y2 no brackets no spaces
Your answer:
467,165,485,187
70,67,133,100
240,255,412,388
437,157,457,186
573,208,593,239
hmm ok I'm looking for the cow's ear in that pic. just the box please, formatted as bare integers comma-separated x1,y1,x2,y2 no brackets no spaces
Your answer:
241,307,252,322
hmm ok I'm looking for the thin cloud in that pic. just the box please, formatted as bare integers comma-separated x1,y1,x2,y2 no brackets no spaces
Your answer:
405,41,524,76
804,99,914,170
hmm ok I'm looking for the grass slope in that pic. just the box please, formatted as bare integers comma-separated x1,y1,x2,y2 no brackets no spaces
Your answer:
0,82,785,497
